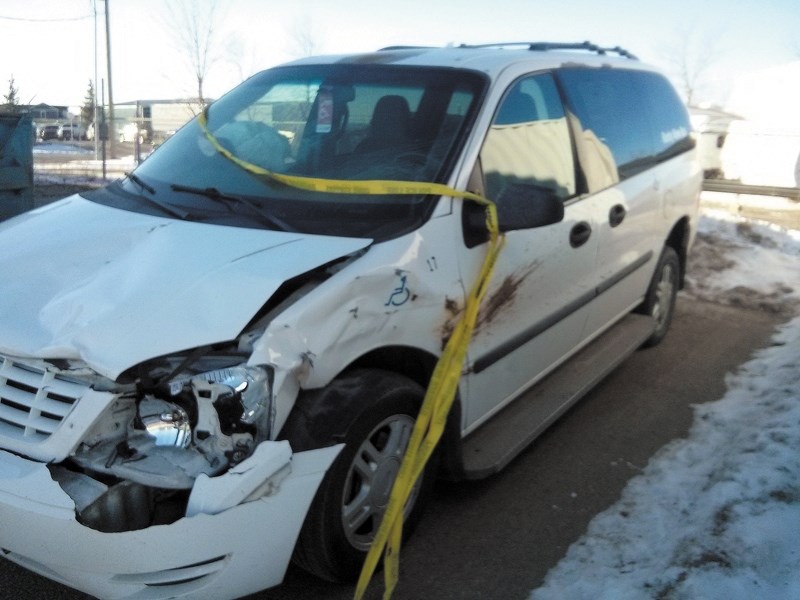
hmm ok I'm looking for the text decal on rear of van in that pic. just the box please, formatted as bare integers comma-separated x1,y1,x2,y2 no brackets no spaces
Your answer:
661,126,689,145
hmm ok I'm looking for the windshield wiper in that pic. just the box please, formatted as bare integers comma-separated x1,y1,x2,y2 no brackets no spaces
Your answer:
125,172,156,195
111,180,195,220
169,183,294,232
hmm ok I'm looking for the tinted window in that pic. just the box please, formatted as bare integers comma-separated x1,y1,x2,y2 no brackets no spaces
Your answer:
643,73,694,160
480,73,576,204
96,65,486,241
557,68,693,183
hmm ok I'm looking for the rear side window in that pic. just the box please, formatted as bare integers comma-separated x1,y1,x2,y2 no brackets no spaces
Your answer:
643,74,694,160
557,68,693,183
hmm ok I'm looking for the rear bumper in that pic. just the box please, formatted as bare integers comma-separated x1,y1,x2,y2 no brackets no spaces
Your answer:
0,445,339,599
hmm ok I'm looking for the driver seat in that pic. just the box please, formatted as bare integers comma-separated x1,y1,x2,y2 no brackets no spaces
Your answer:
356,95,411,153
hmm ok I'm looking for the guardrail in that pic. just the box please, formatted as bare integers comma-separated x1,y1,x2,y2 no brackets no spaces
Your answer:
702,179,800,202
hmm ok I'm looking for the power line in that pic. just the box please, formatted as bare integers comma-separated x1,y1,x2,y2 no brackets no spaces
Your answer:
0,14,93,23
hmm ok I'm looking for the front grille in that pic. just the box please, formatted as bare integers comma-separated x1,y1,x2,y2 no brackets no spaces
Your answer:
0,357,87,443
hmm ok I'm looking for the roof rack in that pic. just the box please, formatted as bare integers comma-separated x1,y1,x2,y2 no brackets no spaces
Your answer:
459,41,638,60
378,45,433,51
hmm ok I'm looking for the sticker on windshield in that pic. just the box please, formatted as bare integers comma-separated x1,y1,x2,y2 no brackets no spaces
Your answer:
316,91,333,133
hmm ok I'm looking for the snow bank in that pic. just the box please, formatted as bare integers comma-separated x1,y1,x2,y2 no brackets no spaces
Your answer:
685,209,800,316
531,211,800,600
718,62,800,187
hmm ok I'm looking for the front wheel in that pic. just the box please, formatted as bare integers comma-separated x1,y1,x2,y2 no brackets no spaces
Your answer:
636,246,680,347
280,369,436,582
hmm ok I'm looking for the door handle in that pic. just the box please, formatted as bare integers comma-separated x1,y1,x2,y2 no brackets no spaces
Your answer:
569,221,592,248
609,204,626,227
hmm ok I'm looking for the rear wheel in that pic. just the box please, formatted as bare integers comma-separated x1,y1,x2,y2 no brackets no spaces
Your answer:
637,246,680,347
281,369,436,582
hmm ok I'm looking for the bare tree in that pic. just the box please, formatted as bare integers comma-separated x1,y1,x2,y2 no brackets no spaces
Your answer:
223,36,262,84
223,14,324,86
659,27,724,106
290,14,324,58
164,0,224,108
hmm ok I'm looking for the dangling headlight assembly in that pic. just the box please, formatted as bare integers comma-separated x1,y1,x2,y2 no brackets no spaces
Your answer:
74,361,276,484
190,364,275,430
138,397,192,448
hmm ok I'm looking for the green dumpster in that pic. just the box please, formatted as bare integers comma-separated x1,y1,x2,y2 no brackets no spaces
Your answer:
0,112,34,220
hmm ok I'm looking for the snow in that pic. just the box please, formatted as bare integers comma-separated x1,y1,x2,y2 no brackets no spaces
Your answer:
532,201,800,600
31,142,92,156
33,145,140,182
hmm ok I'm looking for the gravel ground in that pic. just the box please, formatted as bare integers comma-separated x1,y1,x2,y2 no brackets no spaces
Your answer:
33,182,104,208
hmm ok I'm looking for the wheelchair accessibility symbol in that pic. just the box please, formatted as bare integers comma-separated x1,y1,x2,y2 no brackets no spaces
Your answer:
385,274,411,307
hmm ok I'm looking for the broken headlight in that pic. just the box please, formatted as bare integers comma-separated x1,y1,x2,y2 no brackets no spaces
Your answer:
138,397,192,448
190,364,274,428
59,361,279,532
72,363,275,488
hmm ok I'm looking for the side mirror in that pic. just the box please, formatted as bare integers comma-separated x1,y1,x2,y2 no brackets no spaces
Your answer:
495,183,565,232
462,183,565,247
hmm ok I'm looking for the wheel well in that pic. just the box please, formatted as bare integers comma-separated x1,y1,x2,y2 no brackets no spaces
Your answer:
348,346,435,390
347,346,465,479
665,217,691,289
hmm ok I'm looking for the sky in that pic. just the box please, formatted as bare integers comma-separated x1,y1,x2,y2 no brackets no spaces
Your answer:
532,203,800,599
1,0,799,112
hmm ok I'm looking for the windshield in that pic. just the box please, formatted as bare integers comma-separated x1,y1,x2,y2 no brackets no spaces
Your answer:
88,64,486,240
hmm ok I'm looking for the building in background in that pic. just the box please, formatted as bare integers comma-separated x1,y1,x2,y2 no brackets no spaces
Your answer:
718,62,800,187
113,99,205,144
689,105,742,179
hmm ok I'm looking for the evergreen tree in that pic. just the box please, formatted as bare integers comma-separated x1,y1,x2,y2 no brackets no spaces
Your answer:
81,80,96,125
3,75,19,109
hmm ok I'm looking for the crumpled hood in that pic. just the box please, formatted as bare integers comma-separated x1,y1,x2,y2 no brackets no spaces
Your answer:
0,196,371,379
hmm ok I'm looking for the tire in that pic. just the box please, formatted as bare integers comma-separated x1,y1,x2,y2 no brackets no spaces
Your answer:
280,368,437,582
636,246,680,347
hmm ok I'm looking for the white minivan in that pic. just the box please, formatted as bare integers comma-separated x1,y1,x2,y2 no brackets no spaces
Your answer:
0,42,700,598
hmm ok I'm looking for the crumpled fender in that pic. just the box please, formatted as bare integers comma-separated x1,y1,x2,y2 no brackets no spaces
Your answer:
187,442,343,516
0,196,371,379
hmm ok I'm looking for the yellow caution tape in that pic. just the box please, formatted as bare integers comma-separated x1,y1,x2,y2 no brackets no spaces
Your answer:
356,208,503,600
198,110,494,203
197,109,504,599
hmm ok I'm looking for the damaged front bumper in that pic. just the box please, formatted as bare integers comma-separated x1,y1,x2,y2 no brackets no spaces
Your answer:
0,444,341,600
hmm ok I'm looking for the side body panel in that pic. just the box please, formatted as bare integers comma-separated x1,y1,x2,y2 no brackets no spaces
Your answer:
249,209,467,436
455,62,700,435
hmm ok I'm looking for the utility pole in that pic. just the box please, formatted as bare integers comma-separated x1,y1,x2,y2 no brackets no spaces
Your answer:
104,0,116,159
101,79,107,180
93,0,99,159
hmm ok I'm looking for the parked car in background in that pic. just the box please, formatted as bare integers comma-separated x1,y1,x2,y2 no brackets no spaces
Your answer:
120,121,147,143
38,123,60,141
0,41,700,599
58,122,86,141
